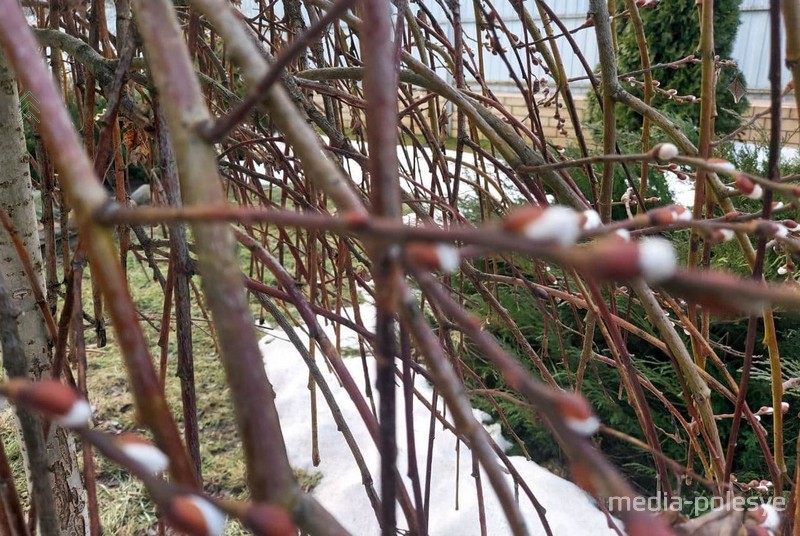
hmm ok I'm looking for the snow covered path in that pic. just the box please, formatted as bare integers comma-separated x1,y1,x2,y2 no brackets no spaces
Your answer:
261,302,619,535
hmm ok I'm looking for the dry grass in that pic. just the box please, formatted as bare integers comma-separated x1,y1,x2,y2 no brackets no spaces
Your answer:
0,251,321,535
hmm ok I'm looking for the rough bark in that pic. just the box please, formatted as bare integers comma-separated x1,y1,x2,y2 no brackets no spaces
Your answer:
0,50,89,535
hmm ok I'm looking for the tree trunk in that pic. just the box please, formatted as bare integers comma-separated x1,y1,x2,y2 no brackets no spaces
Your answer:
0,50,89,535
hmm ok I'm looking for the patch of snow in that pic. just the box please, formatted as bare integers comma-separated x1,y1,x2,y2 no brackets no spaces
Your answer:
731,141,799,167
664,171,696,208
262,301,619,535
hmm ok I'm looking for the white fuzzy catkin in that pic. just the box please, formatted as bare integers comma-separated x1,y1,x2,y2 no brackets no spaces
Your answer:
614,229,632,242
187,496,227,536
654,143,679,161
581,209,602,231
53,399,92,428
522,206,581,246
712,159,737,174
758,504,781,530
718,229,735,242
564,415,601,437
672,206,692,221
120,442,170,474
435,244,461,273
746,184,764,200
637,238,678,283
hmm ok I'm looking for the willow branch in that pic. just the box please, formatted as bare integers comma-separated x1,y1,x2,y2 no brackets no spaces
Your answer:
590,0,617,223
398,276,534,536
358,0,405,532
133,0,302,507
188,0,368,217
0,0,198,488
201,0,356,142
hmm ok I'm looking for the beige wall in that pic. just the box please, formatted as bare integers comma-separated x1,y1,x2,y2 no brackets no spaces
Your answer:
738,100,799,146
490,93,591,144
490,93,799,148
313,92,799,147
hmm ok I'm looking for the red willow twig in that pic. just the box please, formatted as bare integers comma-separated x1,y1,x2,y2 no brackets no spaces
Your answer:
686,0,717,398
761,0,788,501
0,0,199,488
408,266,674,535
234,226,419,524
200,0,356,143
133,0,297,504
582,277,673,495
92,32,136,183
724,0,785,493
153,100,203,481
51,241,84,384
397,275,538,536
132,3,351,535
589,0,618,223
70,254,102,536
358,0,405,533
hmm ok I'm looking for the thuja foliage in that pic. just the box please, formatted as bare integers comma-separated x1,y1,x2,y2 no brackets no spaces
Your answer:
457,249,798,502
595,0,749,138
454,267,670,487
565,145,675,217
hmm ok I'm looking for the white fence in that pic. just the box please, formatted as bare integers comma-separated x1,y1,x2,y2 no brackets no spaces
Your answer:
232,0,786,97
418,0,785,95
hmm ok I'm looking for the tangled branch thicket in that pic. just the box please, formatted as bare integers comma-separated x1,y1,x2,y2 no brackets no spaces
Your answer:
0,0,799,534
